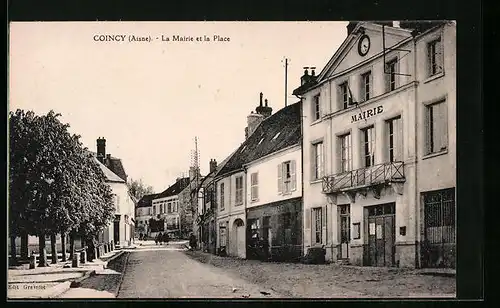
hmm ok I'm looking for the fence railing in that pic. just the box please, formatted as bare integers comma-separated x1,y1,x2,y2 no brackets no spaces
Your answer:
322,161,405,194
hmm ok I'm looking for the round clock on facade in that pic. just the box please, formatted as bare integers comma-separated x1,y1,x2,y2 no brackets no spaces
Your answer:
358,34,370,56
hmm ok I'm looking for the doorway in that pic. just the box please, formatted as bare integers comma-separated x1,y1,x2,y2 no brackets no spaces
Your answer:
233,219,245,258
365,203,395,267
338,204,351,260
113,215,121,246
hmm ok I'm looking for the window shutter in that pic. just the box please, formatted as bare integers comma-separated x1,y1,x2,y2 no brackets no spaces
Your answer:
424,106,431,154
395,117,403,161
436,102,448,151
384,63,390,92
436,39,444,73
277,163,283,194
291,160,297,191
311,145,317,181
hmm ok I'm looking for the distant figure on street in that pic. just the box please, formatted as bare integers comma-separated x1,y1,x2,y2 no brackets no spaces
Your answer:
158,232,164,245
162,232,169,245
189,233,197,250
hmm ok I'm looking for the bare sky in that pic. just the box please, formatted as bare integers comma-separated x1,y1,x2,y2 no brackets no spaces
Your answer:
9,21,348,192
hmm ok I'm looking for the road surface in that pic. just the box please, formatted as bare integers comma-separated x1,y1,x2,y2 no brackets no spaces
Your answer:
117,244,281,298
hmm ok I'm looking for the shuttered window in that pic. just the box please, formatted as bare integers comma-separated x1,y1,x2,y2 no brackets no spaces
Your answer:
428,38,444,77
387,116,403,162
278,160,297,195
250,172,259,201
235,176,243,205
425,100,448,155
220,183,225,210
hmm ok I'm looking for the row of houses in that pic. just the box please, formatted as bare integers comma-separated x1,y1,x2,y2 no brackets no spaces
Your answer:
135,167,201,239
189,20,456,269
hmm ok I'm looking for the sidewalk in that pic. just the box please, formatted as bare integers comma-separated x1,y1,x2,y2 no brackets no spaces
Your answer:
184,250,456,298
8,249,124,299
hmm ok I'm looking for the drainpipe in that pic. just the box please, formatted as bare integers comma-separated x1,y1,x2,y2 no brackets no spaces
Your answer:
295,94,306,257
243,165,248,259
412,33,420,268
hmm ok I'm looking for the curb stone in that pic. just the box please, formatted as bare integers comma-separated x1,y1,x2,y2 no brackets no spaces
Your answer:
103,250,125,269
114,251,130,297
70,270,96,288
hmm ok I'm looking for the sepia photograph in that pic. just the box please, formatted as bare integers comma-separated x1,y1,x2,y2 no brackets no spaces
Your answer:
8,20,457,299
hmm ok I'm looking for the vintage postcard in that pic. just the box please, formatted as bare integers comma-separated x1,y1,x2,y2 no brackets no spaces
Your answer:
8,21,457,299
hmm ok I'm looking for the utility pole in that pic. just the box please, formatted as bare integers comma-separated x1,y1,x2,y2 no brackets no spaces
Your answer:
282,57,290,107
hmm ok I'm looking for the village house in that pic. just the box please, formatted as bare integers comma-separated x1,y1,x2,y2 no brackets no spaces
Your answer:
242,101,303,262
193,155,234,254
95,137,136,248
293,21,456,268
214,93,273,258
135,193,158,238
152,167,199,239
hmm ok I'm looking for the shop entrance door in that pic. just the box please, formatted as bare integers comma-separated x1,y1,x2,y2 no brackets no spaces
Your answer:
366,203,395,267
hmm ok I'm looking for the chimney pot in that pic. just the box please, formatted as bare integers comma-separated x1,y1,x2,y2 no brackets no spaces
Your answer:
265,99,268,107
259,92,263,106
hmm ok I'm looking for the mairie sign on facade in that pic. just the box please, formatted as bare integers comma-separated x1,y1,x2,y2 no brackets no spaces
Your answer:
351,105,384,123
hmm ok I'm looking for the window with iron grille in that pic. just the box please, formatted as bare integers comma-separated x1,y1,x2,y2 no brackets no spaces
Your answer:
361,126,375,167
387,116,403,162
235,176,243,205
361,71,371,101
423,188,455,243
385,58,398,92
340,82,349,109
425,100,448,155
313,207,323,244
428,38,443,77
313,94,321,121
339,133,352,172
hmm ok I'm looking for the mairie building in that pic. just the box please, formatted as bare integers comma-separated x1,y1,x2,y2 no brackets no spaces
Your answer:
294,21,456,268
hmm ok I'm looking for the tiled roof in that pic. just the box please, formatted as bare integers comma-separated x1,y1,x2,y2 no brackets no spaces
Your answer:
94,157,126,183
156,177,191,199
105,157,127,182
86,151,125,183
137,193,159,208
217,101,302,176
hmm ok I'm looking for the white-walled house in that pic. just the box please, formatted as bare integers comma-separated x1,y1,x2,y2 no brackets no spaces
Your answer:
214,95,303,261
135,193,157,237
243,102,303,262
294,21,456,268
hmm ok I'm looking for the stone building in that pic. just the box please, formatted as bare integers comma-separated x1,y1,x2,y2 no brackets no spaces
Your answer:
294,21,456,268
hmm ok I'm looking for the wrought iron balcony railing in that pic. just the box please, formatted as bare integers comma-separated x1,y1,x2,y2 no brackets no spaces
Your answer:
322,161,405,194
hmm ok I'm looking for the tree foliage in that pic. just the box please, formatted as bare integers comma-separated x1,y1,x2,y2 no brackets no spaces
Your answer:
9,109,116,240
127,178,154,201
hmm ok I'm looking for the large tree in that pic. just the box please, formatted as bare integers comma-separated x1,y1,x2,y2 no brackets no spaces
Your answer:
127,178,154,201
9,110,115,266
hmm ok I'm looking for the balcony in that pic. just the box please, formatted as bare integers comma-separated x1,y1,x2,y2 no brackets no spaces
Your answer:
322,161,405,198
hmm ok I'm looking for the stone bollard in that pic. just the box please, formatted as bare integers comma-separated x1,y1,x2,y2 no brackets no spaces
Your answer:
29,252,37,269
80,250,87,264
72,252,80,268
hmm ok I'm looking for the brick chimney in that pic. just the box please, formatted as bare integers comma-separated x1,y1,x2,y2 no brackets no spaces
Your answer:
96,137,106,163
255,93,272,118
209,159,217,173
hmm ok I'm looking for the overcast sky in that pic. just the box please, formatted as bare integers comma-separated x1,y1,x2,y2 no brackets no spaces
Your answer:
9,21,348,192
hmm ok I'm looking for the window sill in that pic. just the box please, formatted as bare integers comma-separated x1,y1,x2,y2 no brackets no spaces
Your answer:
422,149,448,160
235,202,243,206
250,199,259,203
310,179,323,184
423,72,445,84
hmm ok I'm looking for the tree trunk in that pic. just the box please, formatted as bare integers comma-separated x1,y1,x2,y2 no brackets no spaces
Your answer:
21,232,29,260
50,234,58,264
61,233,67,262
69,231,75,256
10,235,17,266
38,234,48,267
